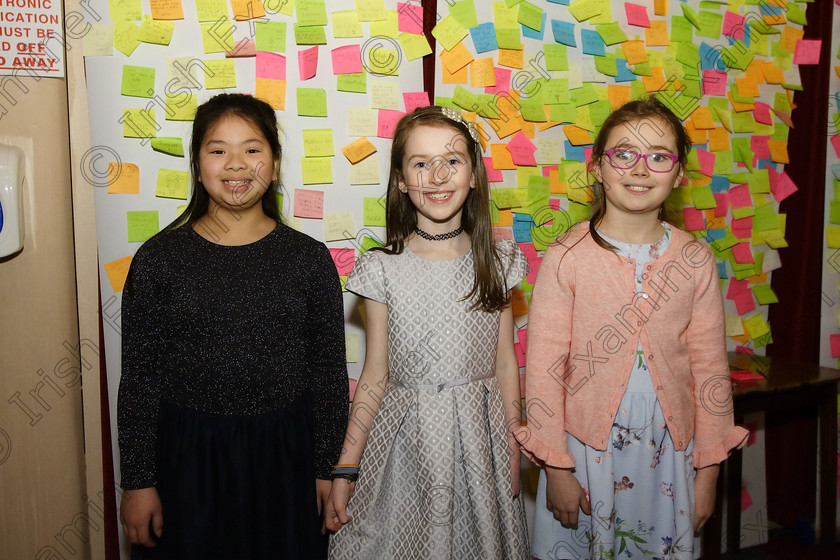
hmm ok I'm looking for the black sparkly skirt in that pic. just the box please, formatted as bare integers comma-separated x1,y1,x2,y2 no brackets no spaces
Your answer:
132,396,328,560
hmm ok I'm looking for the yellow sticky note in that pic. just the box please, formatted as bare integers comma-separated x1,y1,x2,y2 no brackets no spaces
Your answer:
113,21,142,56
345,333,358,362
83,23,114,56
195,0,228,22
568,0,603,22
333,10,363,38
109,0,141,20
470,58,496,88
369,9,398,38
370,79,401,110
743,314,770,339
166,56,202,90
536,138,562,165
324,211,356,241
347,107,378,137
725,314,745,337
255,77,285,110
165,93,197,121
827,226,840,249
341,137,377,164
432,15,469,51
367,48,399,76
201,21,235,53
150,0,183,20
350,155,380,185
301,156,333,185
103,256,134,293
399,31,432,61
204,59,237,89
155,169,190,199
356,0,387,22
302,129,335,158
107,162,140,194
139,15,174,44
122,109,157,138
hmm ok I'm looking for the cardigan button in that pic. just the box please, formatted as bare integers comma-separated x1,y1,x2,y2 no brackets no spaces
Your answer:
657,385,663,390
649,354,654,360
636,321,642,326
668,416,674,421
642,293,649,299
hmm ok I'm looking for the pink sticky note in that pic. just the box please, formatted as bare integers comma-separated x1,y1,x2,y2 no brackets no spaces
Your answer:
298,46,318,80
722,11,745,40
683,207,705,231
766,165,798,203
329,248,356,276
793,39,821,65
514,341,526,368
331,44,362,75
696,148,715,177
518,242,540,283
741,486,753,512
713,192,729,217
397,2,424,34
506,131,537,166
377,109,405,139
516,327,528,350
727,277,750,299
348,377,358,401
731,370,763,381
735,346,754,355
731,216,752,238
403,91,430,113
731,242,754,264
549,199,560,211
625,3,650,27
255,51,286,80
753,102,772,125
584,147,594,167
831,135,840,158
729,184,752,208
226,38,256,58
703,70,727,96
492,228,513,240
483,157,503,182
293,188,324,218
485,67,512,96
830,334,840,358
751,135,770,160
734,294,756,315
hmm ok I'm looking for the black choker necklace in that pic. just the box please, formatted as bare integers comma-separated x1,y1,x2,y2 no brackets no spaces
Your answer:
415,226,463,241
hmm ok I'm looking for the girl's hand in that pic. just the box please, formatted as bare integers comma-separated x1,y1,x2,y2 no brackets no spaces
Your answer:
120,487,163,547
509,438,521,497
694,464,720,533
316,478,332,534
325,478,356,532
544,466,590,530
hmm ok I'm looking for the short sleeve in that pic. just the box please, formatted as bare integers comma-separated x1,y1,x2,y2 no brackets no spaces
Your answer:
497,240,529,291
345,249,386,303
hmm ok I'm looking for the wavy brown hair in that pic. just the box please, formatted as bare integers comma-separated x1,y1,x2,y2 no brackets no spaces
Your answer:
587,97,691,250
379,106,510,312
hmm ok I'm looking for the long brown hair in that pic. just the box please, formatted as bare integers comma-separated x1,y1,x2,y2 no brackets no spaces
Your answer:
380,106,510,312
587,97,691,250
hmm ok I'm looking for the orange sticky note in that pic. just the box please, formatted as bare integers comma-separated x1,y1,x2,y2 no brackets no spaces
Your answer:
653,0,667,16
231,0,265,20
645,20,669,46
535,107,563,132
107,162,140,194
150,0,183,20
563,125,593,146
690,106,715,129
441,61,468,84
439,42,473,74
642,67,666,92
498,48,524,69
490,143,517,170
255,78,285,110
470,58,496,88
511,289,528,316
341,137,377,164
779,25,803,53
735,77,760,98
704,210,725,231
621,40,647,65
496,208,513,227
727,91,754,112
761,61,785,84
767,140,789,164
707,127,730,152
684,120,707,145
762,10,784,26
103,256,133,293
549,167,566,194
607,84,631,110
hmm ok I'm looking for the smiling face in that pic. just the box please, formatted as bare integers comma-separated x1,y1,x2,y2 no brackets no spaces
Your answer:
398,124,475,232
594,116,684,220
198,114,278,217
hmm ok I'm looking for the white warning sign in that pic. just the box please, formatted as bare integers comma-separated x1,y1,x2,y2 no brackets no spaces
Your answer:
0,0,64,77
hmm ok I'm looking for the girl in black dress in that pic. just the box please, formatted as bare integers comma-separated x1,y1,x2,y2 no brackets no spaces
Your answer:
118,93,348,559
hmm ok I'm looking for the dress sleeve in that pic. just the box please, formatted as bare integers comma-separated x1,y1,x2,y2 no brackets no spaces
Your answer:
513,241,577,469
304,243,350,479
117,244,167,490
345,249,386,303
498,239,530,291
684,241,749,468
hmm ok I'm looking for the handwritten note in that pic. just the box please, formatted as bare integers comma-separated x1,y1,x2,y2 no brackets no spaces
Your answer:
341,137,377,164
155,169,190,199
293,189,324,218
107,162,140,194
324,211,356,241
127,211,159,242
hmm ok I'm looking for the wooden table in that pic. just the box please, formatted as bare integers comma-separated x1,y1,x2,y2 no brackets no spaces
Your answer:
702,352,840,559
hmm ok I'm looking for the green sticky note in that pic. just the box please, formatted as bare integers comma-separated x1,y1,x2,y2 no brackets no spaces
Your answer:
122,109,156,138
732,112,756,134
596,22,627,45
721,41,752,70
434,96,457,109
452,86,479,112
516,166,541,188
127,211,159,242
681,2,701,28
751,285,778,305
255,21,286,53
747,169,770,194
588,99,611,127
696,11,723,39
165,93,197,121
690,185,716,209
519,100,547,122
753,204,778,231
155,169,189,199
670,16,694,43
829,200,840,225
121,65,155,98
743,313,770,339
594,54,618,77
570,83,598,107
474,94,500,118
294,24,327,45
567,0,602,22
676,42,701,68
493,1,518,29
296,0,328,26
567,201,591,224
360,236,384,253
496,28,521,49
517,1,543,31
550,103,576,123
337,72,366,93
451,0,479,29
297,88,327,116
302,129,334,157
527,175,551,200
544,44,568,71
363,197,386,227
203,59,237,90
543,78,570,104
150,137,184,157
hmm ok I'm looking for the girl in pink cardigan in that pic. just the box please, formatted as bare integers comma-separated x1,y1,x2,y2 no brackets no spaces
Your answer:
517,98,747,560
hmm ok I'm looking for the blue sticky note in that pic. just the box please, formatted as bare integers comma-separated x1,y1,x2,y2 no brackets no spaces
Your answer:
710,175,730,193
512,213,535,242
717,261,728,279
831,164,840,181
470,22,498,53
759,4,783,16
547,0,569,4
551,19,576,47
581,29,605,56
564,141,586,162
522,12,546,40
614,58,636,82
706,228,725,242
699,43,726,72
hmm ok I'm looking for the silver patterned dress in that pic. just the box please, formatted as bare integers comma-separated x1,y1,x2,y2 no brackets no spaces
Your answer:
328,240,530,560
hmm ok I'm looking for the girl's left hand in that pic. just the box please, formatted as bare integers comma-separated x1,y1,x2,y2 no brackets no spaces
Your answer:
694,464,720,533
316,478,332,534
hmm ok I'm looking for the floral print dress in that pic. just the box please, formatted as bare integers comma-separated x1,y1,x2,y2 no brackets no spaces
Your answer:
532,224,701,560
